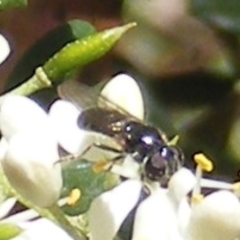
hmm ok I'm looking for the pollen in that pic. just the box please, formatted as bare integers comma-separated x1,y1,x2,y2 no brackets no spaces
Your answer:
92,160,111,173
67,188,81,206
194,153,214,172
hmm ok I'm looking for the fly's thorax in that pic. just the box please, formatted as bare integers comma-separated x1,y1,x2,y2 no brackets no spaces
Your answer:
122,121,165,161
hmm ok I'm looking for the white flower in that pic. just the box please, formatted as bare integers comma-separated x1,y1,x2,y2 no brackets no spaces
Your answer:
0,33,10,64
185,190,240,240
87,162,240,240
87,168,192,240
0,96,62,207
88,179,143,240
100,74,144,120
48,99,96,156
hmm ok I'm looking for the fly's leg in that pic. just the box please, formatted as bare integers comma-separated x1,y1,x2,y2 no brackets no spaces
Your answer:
85,143,125,172
77,142,123,159
57,143,125,166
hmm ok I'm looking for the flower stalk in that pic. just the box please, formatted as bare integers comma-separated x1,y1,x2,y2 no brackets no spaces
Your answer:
0,23,136,103
6,67,52,96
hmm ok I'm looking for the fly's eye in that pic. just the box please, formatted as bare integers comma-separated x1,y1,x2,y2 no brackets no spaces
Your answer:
160,146,174,159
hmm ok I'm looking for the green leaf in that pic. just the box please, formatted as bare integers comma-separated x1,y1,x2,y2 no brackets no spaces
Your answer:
61,160,119,216
0,223,22,240
190,0,240,34
43,22,136,81
0,0,27,11
6,19,96,90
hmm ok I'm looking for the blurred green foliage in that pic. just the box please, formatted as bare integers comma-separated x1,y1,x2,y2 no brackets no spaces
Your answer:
0,0,27,11
190,0,240,34
120,0,240,180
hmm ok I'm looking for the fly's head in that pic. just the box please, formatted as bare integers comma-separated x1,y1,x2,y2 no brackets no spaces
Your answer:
144,145,184,186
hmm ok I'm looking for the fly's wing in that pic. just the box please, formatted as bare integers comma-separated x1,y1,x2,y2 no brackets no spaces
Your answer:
57,79,99,111
57,79,136,138
58,79,168,142
57,79,126,161
57,79,144,122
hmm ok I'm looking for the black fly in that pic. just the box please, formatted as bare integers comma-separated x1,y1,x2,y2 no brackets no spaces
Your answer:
57,76,184,185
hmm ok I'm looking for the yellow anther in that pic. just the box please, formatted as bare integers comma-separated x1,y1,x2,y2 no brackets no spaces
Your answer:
194,153,214,172
67,188,81,206
191,193,204,205
168,135,180,146
92,160,111,173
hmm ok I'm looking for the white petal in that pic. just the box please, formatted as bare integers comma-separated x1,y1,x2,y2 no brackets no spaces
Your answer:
177,199,191,236
168,167,196,202
14,218,76,240
0,96,49,140
110,155,141,179
49,100,120,162
132,188,181,240
185,190,240,240
88,179,142,240
2,131,62,207
0,34,10,64
100,74,144,120
0,197,16,219
0,138,8,162
3,208,39,224
49,99,90,154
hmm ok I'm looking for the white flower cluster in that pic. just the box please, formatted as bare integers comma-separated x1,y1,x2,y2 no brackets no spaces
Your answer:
0,74,143,208
0,34,77,239
0,95,63,207
0,41,239,240
88,158,240,240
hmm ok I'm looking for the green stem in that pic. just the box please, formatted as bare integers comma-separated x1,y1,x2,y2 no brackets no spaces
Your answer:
4,67,52,96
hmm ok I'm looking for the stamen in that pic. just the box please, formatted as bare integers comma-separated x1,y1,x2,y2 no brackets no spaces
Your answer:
194,164,202,195
92,160,111,173
192,153,214,202
194,153,213,172
67,188,81,206
58,197,68,206
201,178,233,190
